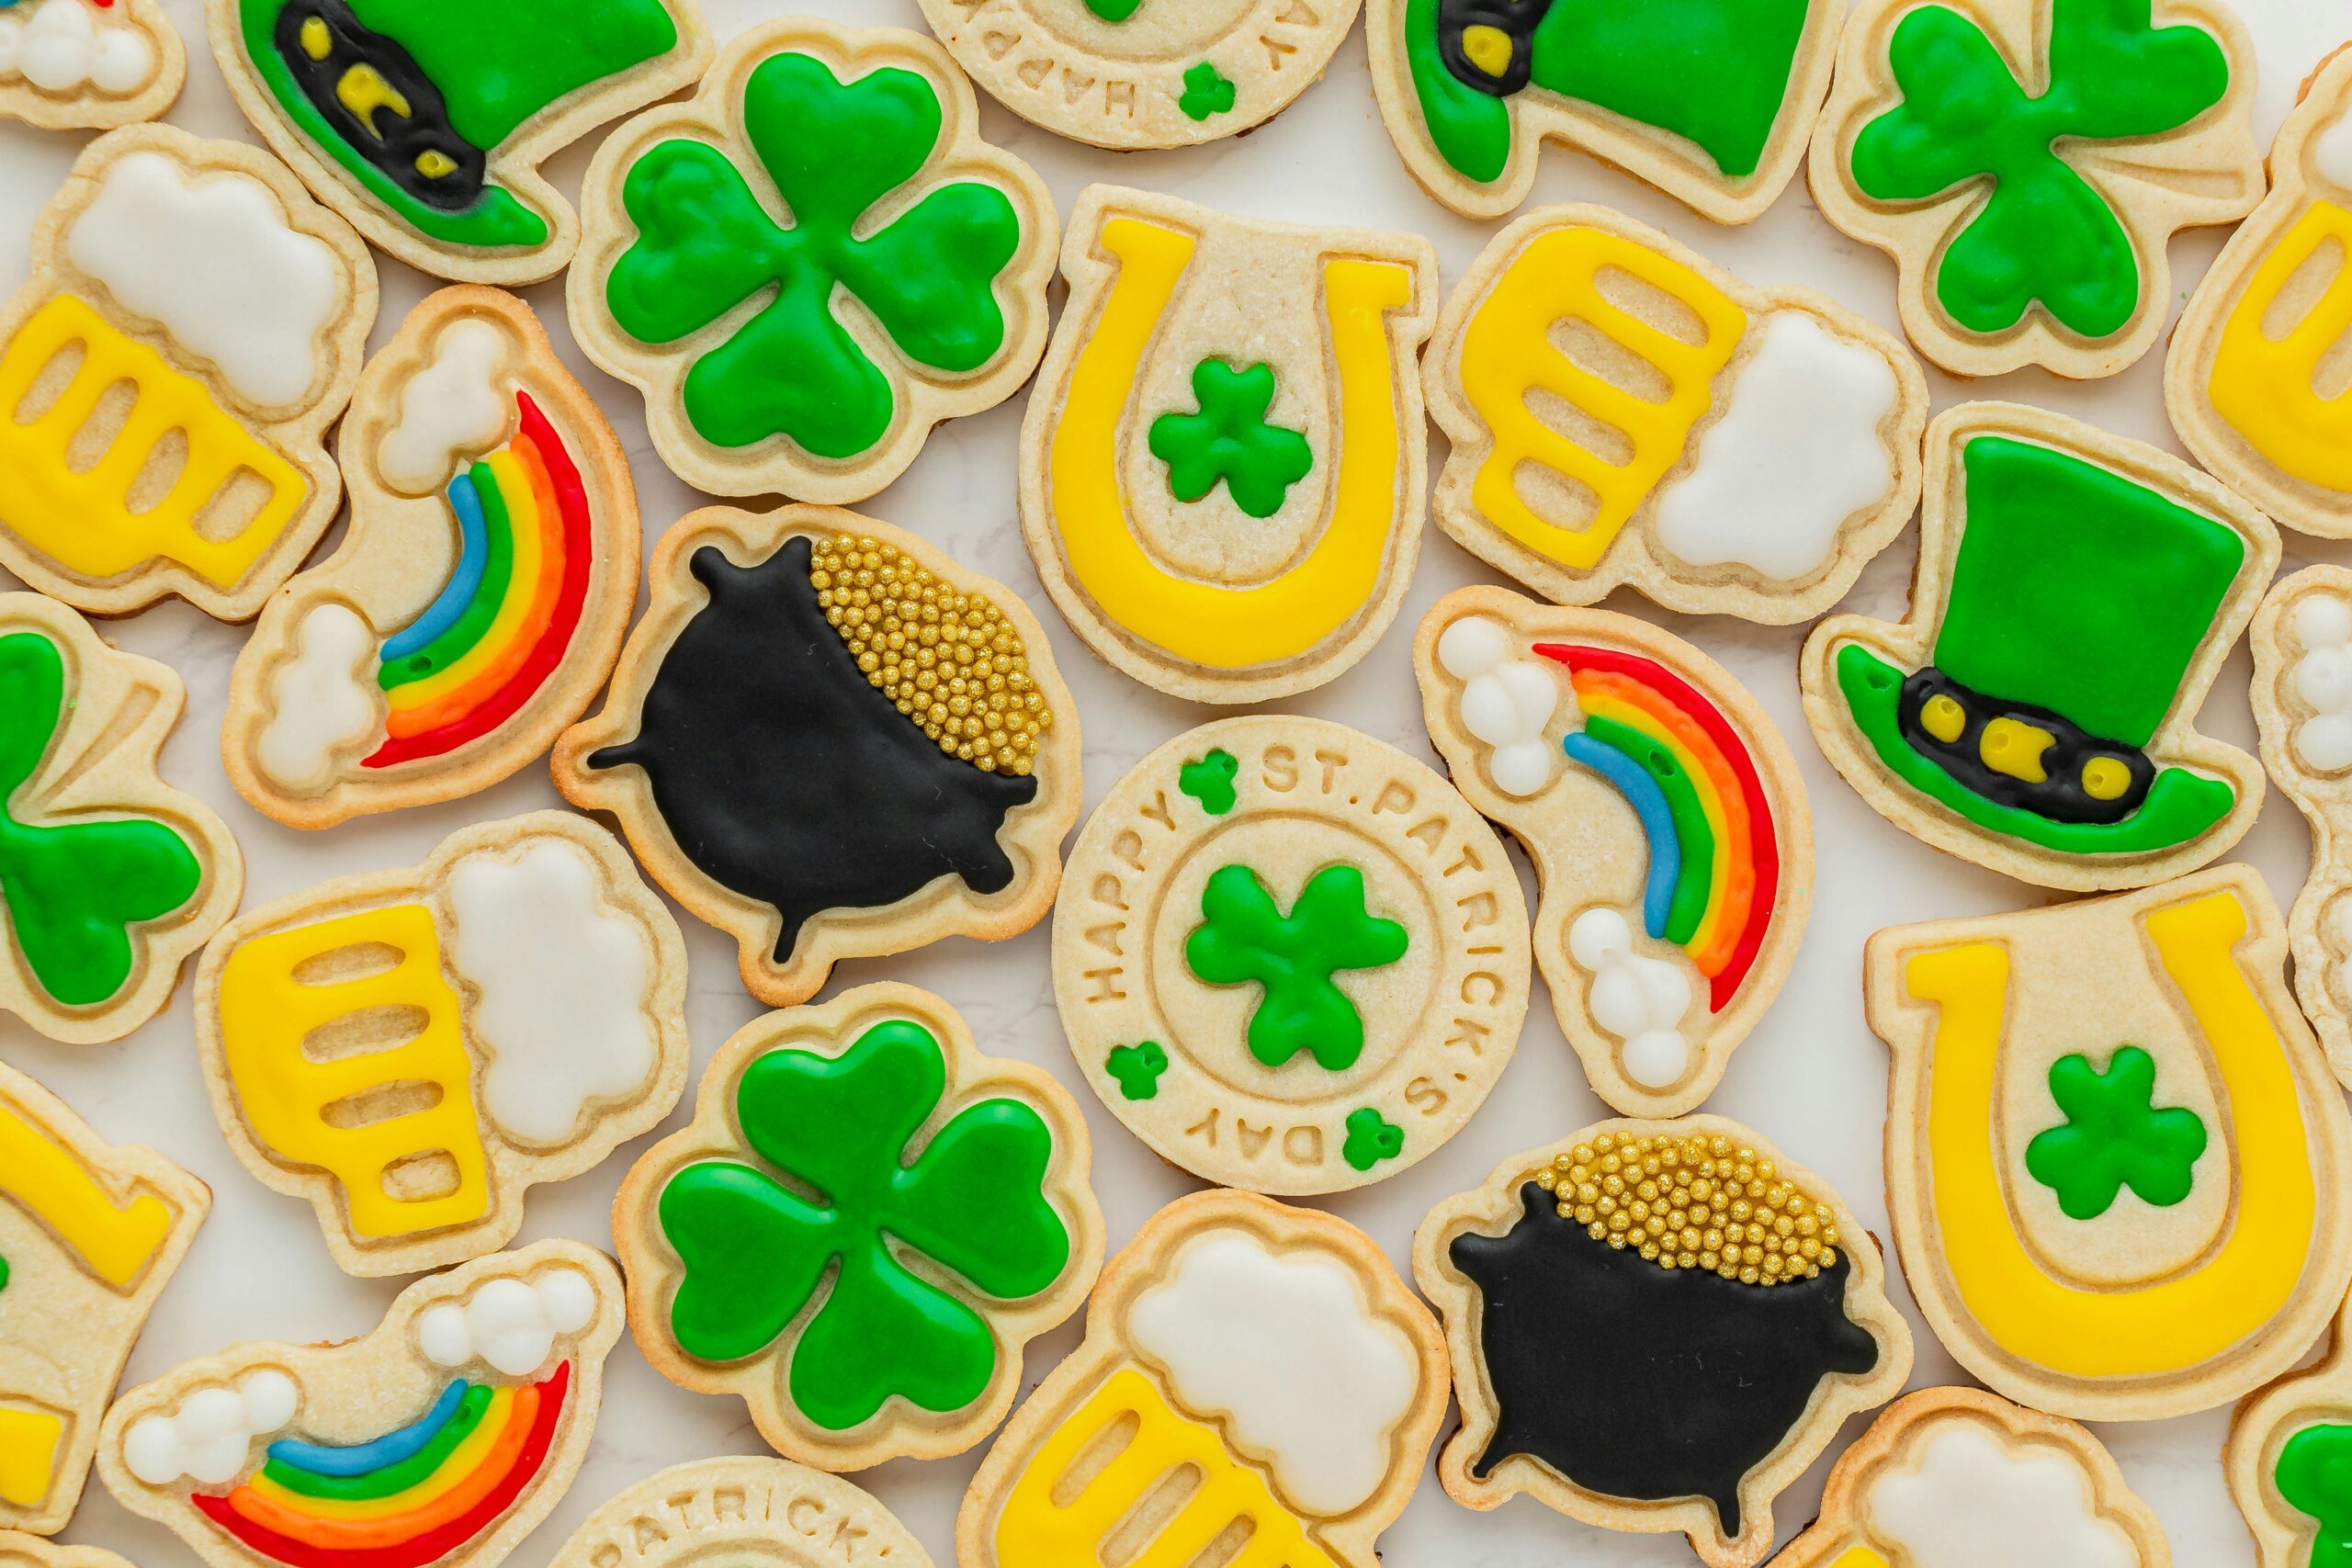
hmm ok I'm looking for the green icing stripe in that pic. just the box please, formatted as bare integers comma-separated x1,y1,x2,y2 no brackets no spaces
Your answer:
259,1384,493,1500
1582,714,1713,946
1403,0,1511,183
379,460,514,690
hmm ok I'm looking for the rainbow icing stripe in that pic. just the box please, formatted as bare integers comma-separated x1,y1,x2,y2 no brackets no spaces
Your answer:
1537,643,1780,1012
365,392,592,772
191,1362,569,1568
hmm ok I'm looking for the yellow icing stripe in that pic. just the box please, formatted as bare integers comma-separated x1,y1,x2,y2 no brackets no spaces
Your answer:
0,1099,174,1288
1905,889,2316,1377
0,1407,63,1508
2209,199,2352,493
1048,216,1414,670
1829,1550,1890,1568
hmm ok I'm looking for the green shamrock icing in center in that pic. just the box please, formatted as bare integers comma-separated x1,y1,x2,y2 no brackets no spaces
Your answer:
657,1019,1070,1431
1180,62,1236,121
1150,359,1313,519
1185,863,1408,1072
2279,1422,2352,1568
1343,1108,1404,1172
2024,1044,2209,1220
605,50,1025,459
1105,1042,1168,1100
1179,749,1239,815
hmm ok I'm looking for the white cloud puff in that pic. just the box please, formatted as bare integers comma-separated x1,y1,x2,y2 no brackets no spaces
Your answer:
255,603,380,794
2293,593,2352,773
1437,615,1559,798
0,0,153,95
1568,907,1690,1089
122,1370,299,1487
377,318,513,496
417,1268,597,1378
1867,1421,2142,1568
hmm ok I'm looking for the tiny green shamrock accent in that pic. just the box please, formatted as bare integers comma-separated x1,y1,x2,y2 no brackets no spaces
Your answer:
1185,863,1408,1072
2278,1422,2352,1568
1084,0,1143,17
1343,1108,1404,1172
2023,1045,2209,1221
1179,750,1239,815
1149,359,1313,518
1179,61,1237,122
1106,1042,1169,1100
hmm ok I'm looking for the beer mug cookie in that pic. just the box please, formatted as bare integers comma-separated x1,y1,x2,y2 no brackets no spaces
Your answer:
2230,1288,2352,1568
0,1063,207,1534
98,1241,623,1568
1415,1119,1910,1568
1020,186,1438,703
957,1190,1447,1568
206,0,708,283
1053,715,1531,1195
1865,865,2352,1419
546,1459,931,1568
1415,588,1813,1116
0,127,375,621
1424,206,1927,624
194,813,690,1278
224,289,641,829
1802,403,2276,892
554,506,1080,1010
1809,0,2262,378
570,18,1056,503
0,0,183,130
613,985,1102,1470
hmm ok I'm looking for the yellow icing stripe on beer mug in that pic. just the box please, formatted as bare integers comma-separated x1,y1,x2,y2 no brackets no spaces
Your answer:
2210,200,2352,494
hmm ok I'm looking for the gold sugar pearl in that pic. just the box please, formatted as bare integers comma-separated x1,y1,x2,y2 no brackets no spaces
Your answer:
1530,1132,1838,1287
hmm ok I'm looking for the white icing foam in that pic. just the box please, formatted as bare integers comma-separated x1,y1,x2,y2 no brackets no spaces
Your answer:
0,0,153,95
417,1267,598,1378
1568,907,1690,1089
1437,615,1560,798
2293,592,2352,773
1866,1421,2140,1568
121,1370,299,1487
378,319,512,496
255,603,379,794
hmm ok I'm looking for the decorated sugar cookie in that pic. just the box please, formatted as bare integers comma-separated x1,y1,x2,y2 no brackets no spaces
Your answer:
223,289,641,829
1809,0,2262,378
554,506,1080,1009
1414,588,1812,1116
1865,865,2352,1419
1052,715,1531,1194
98,1241,622,1568
569,18,1056,503
1802,403,2275,892
0,1063,207,1535
0,594,242,1044
1366,0,1844,222
206,0,707,284
0,1539,137,1568
1425,206,1926,624
0,0,183,130
193,813,690,1278
0,127,375,621
1416,1120,1910,1568
2229,1287,2352,1568
613,984,1102,1470
547,1459,931,1568
957,1190,1446,1568
1776,1387,2170,1568
1020,186,1438,702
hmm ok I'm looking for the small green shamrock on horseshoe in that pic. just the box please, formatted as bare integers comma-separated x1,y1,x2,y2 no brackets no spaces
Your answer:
1186,863,1408,1072
1180,62,1236,121
2024,1045,2209,1220
2278,1422,2352,1568
1150,358,1313,518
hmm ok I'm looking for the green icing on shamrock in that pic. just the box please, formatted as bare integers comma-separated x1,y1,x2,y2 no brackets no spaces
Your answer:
1179,750,1238,816
2024,1045,2208,1220
1149,359,1313,519
1343,1108,1403,1172
606,50,1025,458
1084,0,1143,17
0,633,202,1009
656,1019,1070,1431
1105,1042,1168,1100
1185,864,1408,1072
1180,62,1236,121
1848,0,2231,340
2278,1422,2352,1568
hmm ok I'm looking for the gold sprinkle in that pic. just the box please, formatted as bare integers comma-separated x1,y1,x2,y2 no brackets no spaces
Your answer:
1527,1132,1838,1287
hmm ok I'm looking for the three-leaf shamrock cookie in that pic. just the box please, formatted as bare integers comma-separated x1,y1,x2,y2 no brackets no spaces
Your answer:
570,18,1057,502
0,0,183,130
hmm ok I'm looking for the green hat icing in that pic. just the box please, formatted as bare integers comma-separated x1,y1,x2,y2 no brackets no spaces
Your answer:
342,0,679,151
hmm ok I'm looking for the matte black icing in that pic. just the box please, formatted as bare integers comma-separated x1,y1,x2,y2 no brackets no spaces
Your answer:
1896,667,2154,825
274,0,486,210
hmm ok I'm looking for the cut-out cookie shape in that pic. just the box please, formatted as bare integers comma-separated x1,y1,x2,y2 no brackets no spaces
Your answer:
192,813,689,1279
554,505,1080,1009
917,0,1359,150
0,593,242,1044
1416,1120,1911,1568
1414,587,1813,1116
0,1063,207,1534
98,1241,621,1568
547,1458,931,1568
1020,186,1438,703
569,18,1056,503
1809,0,2263,379
222,289,641,829
1775,1386,2170,1568
614,983,1102,1471
1366,0,1844,222
1054,715,1531,1194
1425,206,1926,624
206,0,707,285
958,1190,1447,1568
0,0,183,130
2228,1287,2352,1568
0,126,376,621
1,1539,137,1568
1865,864,2352,1419
1802,402,2276,892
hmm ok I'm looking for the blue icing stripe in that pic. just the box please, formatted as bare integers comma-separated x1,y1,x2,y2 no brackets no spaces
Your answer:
1564,731,1679,940
266,1378,467,1475
382,468,492,661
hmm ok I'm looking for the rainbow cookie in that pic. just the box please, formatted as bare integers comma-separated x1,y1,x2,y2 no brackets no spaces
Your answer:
1415,587,1813,1116
546,1459,932,1568
223,289,640,828
613,984,1102,1470
0,0,183,130
193,813,690,1278
99,1241,622,1568
1866,864,2352,1419
2230,1287,2352,1567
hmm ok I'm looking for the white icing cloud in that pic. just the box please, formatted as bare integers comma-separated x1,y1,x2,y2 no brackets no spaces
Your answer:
1436,615,1559,798
121,1370,299,1487
0,0,153,95
255,603,380,794
2294,593,2352,772
2312,105,2352,197
378,319,512,496
1568,907,1690,1089
1867,1422,2141,1568
417,1268,597,1378
1126,1229,1419,1517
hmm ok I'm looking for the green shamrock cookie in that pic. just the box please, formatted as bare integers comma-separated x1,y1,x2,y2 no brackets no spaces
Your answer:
1186,863,1408,1072
1150,358,1313,518
2024,1044,2209,1220
2279,1422,2352,1568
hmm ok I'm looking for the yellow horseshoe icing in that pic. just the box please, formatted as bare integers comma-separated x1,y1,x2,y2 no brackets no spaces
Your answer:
0,1098,176,1290
1904,889,2317,1378
1047,216,1414,669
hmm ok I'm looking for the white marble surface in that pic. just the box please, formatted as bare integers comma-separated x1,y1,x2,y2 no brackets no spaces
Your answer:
3,1,2350,1563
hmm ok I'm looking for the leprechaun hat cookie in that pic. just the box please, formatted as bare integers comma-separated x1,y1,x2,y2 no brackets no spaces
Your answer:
1801,402,2275,892
1865,865,2352,1419
2229,1286,2352,1568
548,1460,932,1568
207,0,708,284
0,0,183,130
1415,1119,1910,1568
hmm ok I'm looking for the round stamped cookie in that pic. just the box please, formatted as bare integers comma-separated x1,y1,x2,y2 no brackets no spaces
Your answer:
548,1459,930,1568
915,0,1361,151
1054,715,1530,1194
